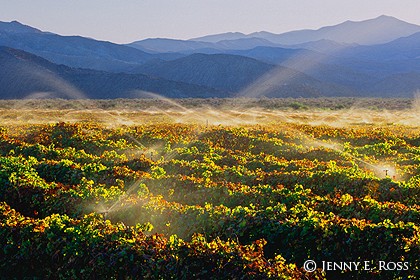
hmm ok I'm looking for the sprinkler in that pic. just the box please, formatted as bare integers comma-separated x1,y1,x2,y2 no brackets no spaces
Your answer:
98,210,109,221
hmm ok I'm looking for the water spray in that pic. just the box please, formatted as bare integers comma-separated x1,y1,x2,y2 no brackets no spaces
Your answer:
296,129,399,180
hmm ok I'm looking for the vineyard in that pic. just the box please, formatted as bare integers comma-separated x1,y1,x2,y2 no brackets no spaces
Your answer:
0,102,419,279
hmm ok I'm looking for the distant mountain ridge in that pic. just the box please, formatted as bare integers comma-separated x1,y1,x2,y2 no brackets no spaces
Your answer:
191,15,420,45
189,32,247,43
0,20,42,34
127,15,420,57
128,38,214,53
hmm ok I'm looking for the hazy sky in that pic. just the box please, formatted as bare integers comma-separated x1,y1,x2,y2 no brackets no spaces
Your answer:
1,0,420,43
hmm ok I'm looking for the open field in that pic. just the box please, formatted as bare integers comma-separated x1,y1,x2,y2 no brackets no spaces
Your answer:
0,99,419,279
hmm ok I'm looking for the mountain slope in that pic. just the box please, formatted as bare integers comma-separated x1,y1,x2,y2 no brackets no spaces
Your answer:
337,31,420,61
368,72,420,97
315,32,420,81
225,46,325,64
135,53,355,97
0,21,156,72
0,47,226,99
135,53,273,92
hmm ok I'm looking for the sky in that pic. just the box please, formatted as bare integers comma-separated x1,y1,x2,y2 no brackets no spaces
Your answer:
1,0,420,44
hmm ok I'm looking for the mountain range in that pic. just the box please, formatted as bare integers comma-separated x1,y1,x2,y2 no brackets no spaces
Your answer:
1,15,420,99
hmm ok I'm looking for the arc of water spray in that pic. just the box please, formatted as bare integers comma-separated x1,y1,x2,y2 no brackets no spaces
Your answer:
24,64,86,100
296,129,396,177
132,90,254,126
103,92,268,216
132,91,192,112
233,24,396,107
103,92,203,215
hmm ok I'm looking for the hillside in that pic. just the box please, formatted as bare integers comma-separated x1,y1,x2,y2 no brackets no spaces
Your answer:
0,47,226,99
135,53,354,97
0,21,155,72
135,53,273,92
